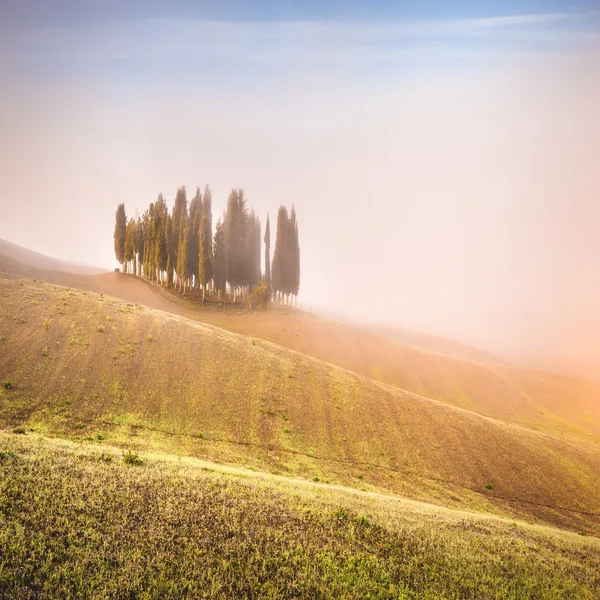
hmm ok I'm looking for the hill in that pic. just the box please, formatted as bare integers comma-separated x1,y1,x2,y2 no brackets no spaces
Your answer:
2,243,599,444
1,431,599,599
193,310,600,444
0,238,106,275
1,273,600,535
312,306,508,366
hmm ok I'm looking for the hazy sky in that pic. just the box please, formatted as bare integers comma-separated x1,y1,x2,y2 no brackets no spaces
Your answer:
1,1,600,367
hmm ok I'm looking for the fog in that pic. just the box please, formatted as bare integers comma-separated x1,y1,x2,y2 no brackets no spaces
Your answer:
1,8,600,373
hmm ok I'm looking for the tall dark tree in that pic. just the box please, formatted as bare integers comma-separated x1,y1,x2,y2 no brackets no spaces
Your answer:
124,218,137,274
264,214,271,284
213,218,226,300
172,186,187,287
176,215,190,294
143,204,154,279
198,214,212,300
154,195,169,285
113,203,127,269
165,213,175,288
135,213,145,276
271,205,288,301
271,204,300,305
245,209,261,288
202,185,213,287
224,189,248,301
290,205,300,301
187,187,202,291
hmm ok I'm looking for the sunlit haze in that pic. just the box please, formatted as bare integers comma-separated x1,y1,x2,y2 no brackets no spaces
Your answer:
1,0,599,372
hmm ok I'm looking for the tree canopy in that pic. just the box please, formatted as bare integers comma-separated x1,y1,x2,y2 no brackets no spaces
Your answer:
113,186,300,305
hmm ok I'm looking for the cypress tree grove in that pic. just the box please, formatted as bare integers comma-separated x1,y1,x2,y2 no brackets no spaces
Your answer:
113,203,127,269
113,186,297,307
271,205,300,305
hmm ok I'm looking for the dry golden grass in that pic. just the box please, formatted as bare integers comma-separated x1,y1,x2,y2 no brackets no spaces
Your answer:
1,431,599,599
1,274,599,536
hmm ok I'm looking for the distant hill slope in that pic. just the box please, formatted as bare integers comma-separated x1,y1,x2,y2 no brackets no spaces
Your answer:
1,274,599,534
0,238,107,275
312,306,508,366
363,323,509,366
196,311,600,443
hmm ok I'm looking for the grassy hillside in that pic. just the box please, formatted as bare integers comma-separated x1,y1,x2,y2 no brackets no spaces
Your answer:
1,274,600,535
3,252,599,444
197,311,600,443
1,432,599,599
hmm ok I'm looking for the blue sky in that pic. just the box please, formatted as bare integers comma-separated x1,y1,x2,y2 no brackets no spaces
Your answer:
2,0,599,81
2,0,598,25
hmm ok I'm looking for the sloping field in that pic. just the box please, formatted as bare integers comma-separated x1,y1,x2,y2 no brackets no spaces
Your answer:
200,310,600,442
1,274,599,535
1,432,599,599
3,241,599,444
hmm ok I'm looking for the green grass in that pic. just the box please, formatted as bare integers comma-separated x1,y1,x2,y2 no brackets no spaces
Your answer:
1,432,599,600
122,449,144,465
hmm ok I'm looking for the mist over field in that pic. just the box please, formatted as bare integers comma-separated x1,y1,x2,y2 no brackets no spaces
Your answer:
3,4,600,598
1,1,599,372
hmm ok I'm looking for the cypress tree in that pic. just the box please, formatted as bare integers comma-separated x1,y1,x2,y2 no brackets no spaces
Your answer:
198,214,212,300
113,203,127,270
224,189,248,301
154,195,169,285
271,205,288,302
290,205,300,302
188,187,202,291
176,215,190,294
165,214,175,288
202,185,213,286
124,218,137,274
144,204,154,279
213,218,226,300
135,214,145,276
172,186,187,287
264,214,271,284
245,209,261,289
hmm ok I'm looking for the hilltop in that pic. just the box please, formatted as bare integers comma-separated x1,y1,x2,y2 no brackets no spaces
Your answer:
1,273,599,535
